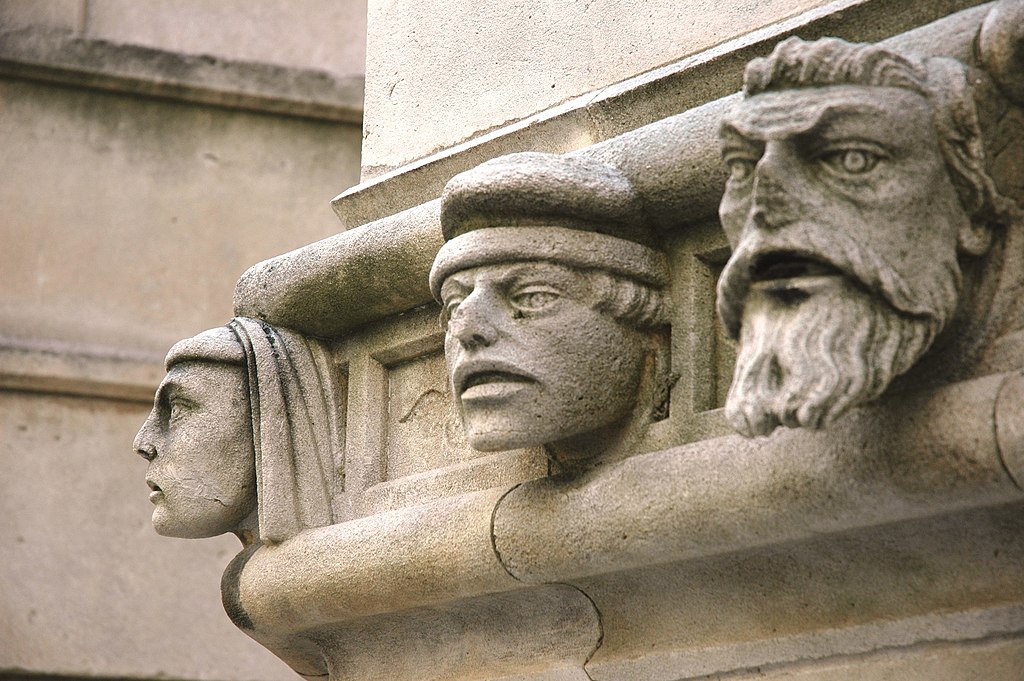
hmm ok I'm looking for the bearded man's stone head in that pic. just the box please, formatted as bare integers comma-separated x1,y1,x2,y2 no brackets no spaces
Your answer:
716,36,1011,438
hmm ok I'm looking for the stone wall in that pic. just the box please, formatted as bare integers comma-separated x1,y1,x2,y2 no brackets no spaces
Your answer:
7,1,1024,680
0,2,365,680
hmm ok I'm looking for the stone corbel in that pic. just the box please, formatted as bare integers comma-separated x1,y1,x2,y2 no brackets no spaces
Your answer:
139,2,1024,678
231,369,1024,675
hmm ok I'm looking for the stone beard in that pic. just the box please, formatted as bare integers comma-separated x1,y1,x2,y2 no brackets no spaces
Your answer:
717,145,966,437
713,39,990,437
723,252,955,438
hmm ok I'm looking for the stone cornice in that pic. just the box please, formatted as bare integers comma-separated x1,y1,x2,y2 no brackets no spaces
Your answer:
237,1,994,339
0,337,162,403
0,26,364,124
332,0,990,229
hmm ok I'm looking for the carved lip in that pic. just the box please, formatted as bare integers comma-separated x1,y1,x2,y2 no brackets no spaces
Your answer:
455,360,537,402
750,251,843,290
147,479,163,502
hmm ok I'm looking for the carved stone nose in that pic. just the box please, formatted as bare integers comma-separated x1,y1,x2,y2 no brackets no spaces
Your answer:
449,289,500,350
133,414,159,461
136,443,157,462
454,318,496,350
749,172,796,232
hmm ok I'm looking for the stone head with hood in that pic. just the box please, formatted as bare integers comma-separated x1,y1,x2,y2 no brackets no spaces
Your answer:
134,318,341,545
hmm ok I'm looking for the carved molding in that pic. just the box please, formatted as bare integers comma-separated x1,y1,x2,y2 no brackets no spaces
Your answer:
0,26,364,123
236,3,995,339
330,0,991,228
0,337,162,402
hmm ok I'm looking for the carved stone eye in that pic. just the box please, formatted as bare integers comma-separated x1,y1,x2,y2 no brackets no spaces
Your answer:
440,297,463,329
445,299,461,319
823,148,880,175
727,158,755,182
511,288,560,313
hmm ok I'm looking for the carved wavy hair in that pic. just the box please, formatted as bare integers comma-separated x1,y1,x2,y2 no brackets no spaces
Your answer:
744,37,1015,229
585,269,670,331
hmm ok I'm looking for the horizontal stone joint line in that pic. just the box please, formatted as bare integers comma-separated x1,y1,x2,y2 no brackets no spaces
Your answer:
674,628,1024,681
0,27,365,124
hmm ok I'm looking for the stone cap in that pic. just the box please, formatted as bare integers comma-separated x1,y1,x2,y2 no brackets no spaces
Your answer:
430,152,667,300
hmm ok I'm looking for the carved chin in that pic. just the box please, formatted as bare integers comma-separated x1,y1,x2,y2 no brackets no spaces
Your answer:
725,279,938,437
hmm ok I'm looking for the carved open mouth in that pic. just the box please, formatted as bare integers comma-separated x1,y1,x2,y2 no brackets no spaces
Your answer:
752,252,841,282
147,480,161,492
459,370,535,401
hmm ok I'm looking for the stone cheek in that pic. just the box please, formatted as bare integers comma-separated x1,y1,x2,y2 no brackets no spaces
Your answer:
715,37,1013,438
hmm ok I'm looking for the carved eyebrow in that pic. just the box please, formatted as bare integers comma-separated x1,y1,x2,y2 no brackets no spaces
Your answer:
154,378,182,407
156,373,203,411
719,124,756,143
811,108,905,140
440,276,472,301
500,262,576,285
719,126,765,153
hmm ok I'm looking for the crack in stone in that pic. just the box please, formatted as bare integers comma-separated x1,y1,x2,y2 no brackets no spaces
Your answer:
569,582,605,681
489,481,525,581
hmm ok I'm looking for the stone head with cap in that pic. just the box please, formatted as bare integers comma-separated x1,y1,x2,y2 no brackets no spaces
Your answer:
430,152,672,469
716,36,1014,438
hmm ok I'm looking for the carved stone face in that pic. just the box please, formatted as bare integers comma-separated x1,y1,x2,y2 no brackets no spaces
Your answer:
134,362,256,538
717,85,971,436
441,261,648,453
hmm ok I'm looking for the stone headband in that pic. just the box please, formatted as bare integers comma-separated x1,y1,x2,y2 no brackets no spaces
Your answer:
429,225,670,301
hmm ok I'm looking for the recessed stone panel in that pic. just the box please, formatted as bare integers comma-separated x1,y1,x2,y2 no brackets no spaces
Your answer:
384,349,478,480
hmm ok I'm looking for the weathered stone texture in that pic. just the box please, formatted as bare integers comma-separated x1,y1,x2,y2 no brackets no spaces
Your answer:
213,3,1024,680
0,0,367,80
0,78,360,356
0,391,293,680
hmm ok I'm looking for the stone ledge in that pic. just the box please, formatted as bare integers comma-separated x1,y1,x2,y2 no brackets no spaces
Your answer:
0,26,364,123
237,2,994,339
0,338,163,403
235,373,1024,640
331,0,989,229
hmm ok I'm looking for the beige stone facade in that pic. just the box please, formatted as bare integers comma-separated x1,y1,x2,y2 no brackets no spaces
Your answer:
1,2,364,679
5,1,1024,680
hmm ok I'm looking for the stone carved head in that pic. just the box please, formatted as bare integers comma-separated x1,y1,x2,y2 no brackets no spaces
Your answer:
716,36,1014,437
430,152,672,469
134,318,338,545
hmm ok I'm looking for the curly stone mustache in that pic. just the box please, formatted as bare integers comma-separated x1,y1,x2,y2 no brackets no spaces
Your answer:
716,223,962,438
717,224,961,339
